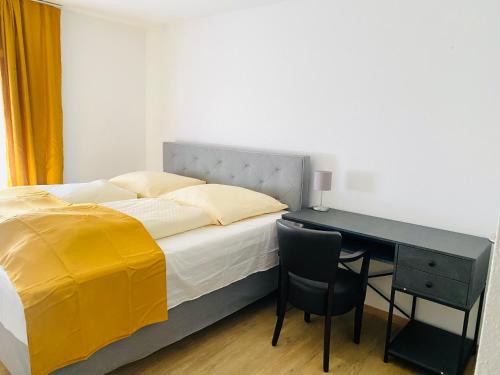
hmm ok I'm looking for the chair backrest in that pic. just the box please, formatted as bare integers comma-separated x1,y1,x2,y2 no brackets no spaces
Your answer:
276,219,343,283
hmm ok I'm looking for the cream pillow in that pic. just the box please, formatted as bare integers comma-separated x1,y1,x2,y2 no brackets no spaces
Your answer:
109,171,205,198
162,184,288,225
39,180,137,203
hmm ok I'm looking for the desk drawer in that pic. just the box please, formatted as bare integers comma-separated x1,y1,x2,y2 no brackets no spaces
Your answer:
394,266,468,307
397,245,471,283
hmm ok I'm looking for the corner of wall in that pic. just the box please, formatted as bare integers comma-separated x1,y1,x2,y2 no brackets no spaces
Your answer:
475,215,500,373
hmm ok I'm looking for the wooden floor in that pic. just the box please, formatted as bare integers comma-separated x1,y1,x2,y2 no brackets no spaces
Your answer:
1,297,476,375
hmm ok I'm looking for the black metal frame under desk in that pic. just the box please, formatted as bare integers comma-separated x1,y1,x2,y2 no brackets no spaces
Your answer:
282,208,492,375
384,286,485,375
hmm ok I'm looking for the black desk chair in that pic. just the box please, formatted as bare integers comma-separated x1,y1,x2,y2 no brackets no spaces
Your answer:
272,219,371,372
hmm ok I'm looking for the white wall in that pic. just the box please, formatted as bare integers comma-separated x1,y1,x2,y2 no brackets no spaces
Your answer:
145,27,168,171
476,222,499,374
61,10,147,182
147,0,500,335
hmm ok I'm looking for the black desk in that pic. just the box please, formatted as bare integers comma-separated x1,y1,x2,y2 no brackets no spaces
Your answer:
282,208,492,375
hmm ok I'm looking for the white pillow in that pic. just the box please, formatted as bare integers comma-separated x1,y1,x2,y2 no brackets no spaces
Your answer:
109,171,206,198
39,180,137,204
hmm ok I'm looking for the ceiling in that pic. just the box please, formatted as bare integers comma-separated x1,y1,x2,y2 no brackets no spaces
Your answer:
56,0,287,25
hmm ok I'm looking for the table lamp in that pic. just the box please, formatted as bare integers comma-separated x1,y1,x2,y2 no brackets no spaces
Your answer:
312,170,332,212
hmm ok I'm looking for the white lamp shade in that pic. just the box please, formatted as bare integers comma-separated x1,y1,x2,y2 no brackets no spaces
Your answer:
313,170,332,191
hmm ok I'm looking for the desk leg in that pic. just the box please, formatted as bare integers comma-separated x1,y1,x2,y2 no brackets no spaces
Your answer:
472,290,485,354
410,295,417,320
383,288,396,363
457,310,470,375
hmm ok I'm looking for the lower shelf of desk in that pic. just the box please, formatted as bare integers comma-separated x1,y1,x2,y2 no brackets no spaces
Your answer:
387,320,474,375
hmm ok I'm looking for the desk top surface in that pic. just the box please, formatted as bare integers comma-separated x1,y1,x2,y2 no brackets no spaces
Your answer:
282,208,491,260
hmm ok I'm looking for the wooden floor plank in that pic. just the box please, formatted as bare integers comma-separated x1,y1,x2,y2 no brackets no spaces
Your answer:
0,297,476,374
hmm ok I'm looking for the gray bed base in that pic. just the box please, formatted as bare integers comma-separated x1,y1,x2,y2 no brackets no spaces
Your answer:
0,268,278,375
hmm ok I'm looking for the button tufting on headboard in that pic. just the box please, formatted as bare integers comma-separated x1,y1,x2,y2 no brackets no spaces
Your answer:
163,142,309,211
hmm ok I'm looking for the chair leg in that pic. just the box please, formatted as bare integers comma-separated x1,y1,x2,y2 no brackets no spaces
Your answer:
353,304,364,344
323,313,332,372
272,311,285,346
272,283,288,346
304,312,311,323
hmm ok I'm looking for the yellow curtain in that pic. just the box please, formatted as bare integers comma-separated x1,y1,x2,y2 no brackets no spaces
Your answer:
0,0,63,186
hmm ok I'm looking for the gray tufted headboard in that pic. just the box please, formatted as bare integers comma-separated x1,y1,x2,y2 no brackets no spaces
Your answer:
163,142,309,211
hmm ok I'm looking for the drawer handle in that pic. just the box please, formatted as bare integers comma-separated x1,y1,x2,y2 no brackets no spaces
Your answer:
428,261,436,267
425,281,433,288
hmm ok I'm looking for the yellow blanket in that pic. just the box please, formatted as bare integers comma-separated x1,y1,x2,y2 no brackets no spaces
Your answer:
0,187,167,375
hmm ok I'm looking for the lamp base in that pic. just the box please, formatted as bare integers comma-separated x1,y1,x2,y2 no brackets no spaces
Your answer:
312,205,330,212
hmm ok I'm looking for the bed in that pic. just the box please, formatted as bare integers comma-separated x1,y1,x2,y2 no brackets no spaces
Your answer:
0,142,308,375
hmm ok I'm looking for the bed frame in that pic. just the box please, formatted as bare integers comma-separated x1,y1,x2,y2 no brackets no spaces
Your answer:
0,142,309,375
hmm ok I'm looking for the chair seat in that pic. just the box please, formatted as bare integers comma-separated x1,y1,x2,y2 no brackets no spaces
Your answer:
288,268,361,316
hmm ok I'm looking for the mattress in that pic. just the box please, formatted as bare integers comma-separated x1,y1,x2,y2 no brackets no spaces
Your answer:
0,211,282,348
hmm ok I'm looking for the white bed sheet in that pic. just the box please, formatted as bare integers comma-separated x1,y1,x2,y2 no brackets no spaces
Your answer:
0,211,282,345
162,211,282,309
